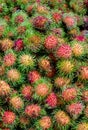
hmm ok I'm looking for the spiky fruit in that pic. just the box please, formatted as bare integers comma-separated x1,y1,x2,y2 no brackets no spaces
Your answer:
10,96,24,110
82,90,88,103
21,85,33,99
18,53,35,70
17,26,26,34
26,5,34,14
46,92,57,108
39,116,52,129
72,43,85,57
0,39,13,51
44,35,58,50
2,111,16,125
0,66,5,76
75,35,86,42
62,87,77,102
14,39,24,51
84,105,88,117
57,60,74,74
33,16,50,30
3,52,16,67
55,110,70,126
52,12,62,23
19,115,29,126
0,80,11,96
28,70,41,84
54,77,70,88
55,44,72,59
25,104,41,118
77,122,88,130
63,13,77,29
78,66,88,80
37,5,48,14
66,102,84,119
7,69,21,82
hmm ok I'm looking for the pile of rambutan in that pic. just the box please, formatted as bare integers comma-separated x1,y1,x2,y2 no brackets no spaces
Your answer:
0,0,88,130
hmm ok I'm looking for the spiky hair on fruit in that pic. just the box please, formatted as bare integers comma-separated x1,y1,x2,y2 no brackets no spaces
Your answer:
76,122,88,130
14,38,24,51
33,78,52,101
78,66,88,81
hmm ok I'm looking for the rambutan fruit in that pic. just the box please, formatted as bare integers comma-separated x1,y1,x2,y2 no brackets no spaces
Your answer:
3,51,16,67
19,115,29,128
0,39,13,52
36,5,49,14
0,80,11,96
78,66,88,80
44,35,58,50
84,105,88,117
34,78,52,100
46,92,57,108
52,11,62,23
25,104,41,118
55,110,70,126
9,96,24,110
26,4,34,15
57,60,74,75
62,87,77,102
33,16,50,30
12,11,27,24
55,44,72,59
75,35,86,42
21,85,33,100
2,111,16,125
18,53,35,72
63,13,77,29
54,77,70,88
7,69,22,85
38,116,52,129
0,65,5,76
14,39,24,51
28,70,41,84
66,102,84,119
77,122,88,130
82,90,88,103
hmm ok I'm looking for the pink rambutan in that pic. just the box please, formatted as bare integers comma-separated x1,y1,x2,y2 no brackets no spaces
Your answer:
55,110,70,126
0,80,11,96
62,88,77,102
15,15,24,24
67,102,84,119
44,35,58,50
52,12,62,23
33,16,49,30
75,35,86,42
14,39,24,51
4,53,16,67
28,70,41,84
25,104,41,118
56,44,72,59
39,116,52,129
21,85,33,99
2,111,16,125
46,92,57,108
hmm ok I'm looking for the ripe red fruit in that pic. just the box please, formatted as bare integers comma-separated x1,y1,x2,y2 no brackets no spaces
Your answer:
46,92,57,108
14,39,24,51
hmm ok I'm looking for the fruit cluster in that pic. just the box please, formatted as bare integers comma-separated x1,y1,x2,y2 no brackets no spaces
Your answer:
0,0,88,130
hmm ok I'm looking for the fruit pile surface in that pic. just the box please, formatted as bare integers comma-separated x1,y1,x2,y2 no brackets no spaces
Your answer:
0,0,88,130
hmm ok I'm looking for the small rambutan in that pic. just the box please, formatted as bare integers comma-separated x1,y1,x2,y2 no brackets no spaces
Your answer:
7,69,21,82
39,116,52,129
46,92,57,108
0,80,11,96
82,90,88,103
54,77,70,88
2,111,16,125
52,12,62,23
33,16,50,30
46,67,56,78
17,26,26,34
14,39,24,51
66,102,84,119
25,104,41,118
44,35,58,50
78,66,88,80
3,52,16,67
37,5,48,14
0,39,13,51
19,115,29,125
26,5,34,14
75,35,86,42
28,70,41,84
10,96,24,110
21,85,33,99
77,122,88,130
55,110,70,126
62,87,77,102
55,44,72,59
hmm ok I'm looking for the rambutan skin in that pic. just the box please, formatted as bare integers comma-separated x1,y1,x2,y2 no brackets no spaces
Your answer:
44,35,58,50
25,104,41,118
2,111,16,125
46,92,57,108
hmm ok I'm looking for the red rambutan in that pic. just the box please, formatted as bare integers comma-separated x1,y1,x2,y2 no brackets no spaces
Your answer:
14,39,24,51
